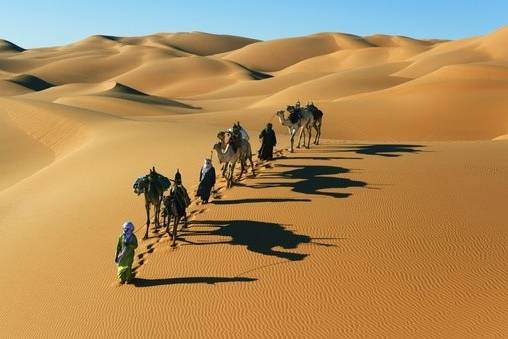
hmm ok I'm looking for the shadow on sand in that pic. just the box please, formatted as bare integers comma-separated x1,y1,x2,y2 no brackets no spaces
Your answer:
277,155,363,161
211,198,311,205
182,219,338,261
251,164,367,199
340,144,425,157
133,276,257,287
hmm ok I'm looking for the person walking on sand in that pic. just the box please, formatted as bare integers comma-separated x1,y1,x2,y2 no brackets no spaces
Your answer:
258,123,277,161
115,221,138,284
196,158,216,204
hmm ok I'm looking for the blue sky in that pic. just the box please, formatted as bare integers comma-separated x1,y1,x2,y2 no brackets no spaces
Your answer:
1,0,506,48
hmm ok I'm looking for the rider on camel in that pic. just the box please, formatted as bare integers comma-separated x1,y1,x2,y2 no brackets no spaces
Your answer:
289,100,302,123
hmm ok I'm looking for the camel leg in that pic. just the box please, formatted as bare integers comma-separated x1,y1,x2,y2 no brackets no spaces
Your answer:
226,162,232,187
154,202,160,231
315,119,322,144
232,160,238,183
165,210,170,235
144,202,150,239
226,163,233,188
298,127,304,148
296,127,304,148
249,155,256,176
290,130,295,153
238,159,245,180
307,126,312,149
171,215,178,247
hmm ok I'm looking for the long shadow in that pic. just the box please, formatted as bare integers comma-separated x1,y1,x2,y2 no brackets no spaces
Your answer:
133,276,256,287
250,164,367,199
211,198,311,205
278,155,363,161
338,144,424,157
183,219,336,261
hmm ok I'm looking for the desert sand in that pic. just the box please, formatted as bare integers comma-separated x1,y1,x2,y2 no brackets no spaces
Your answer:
0,28,507,337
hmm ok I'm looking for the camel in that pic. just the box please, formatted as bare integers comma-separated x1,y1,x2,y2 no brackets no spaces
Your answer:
305,102,324,145
133,167,164,239
276,106,314,152
213,131,255,188
161,192,187,247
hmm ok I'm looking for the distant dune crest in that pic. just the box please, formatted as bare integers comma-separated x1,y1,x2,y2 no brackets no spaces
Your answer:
0,39,24,52
1,27,508,140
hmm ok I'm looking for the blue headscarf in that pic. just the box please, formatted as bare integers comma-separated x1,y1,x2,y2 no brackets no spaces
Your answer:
122,221,134,241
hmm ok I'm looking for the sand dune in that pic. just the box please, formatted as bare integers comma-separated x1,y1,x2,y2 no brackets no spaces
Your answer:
74,32,258,56
223,33,343,72
394,27,508,79
1,28,507,337
0,39,24,52
0,79,34,96
254,62,410,105
1,28,506,140
8,73,54,90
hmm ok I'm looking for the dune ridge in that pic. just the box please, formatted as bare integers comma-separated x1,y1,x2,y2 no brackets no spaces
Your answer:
0,39,24,52
1,28,507,140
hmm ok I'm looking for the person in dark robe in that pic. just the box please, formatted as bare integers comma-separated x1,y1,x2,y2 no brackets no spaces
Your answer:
258,123,277,161
168,169,191,227
196,158,216,204
289,100,302,123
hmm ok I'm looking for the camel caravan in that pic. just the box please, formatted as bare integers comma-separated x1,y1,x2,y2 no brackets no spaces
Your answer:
131,101,324,247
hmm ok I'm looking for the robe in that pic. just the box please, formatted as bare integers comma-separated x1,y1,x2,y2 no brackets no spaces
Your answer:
115,234,138,283
258,128,277,160
197,167,216,203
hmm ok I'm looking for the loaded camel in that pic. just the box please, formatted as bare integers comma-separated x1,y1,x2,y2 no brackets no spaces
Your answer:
276,105,314,152
213,129,255,188
276,103,324,151
133,167,165,239
161,184,188,247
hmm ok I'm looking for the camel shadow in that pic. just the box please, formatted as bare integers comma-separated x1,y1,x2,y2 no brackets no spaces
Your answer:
337,144,424,157
133,276,256,287
183,219,337,261
211,198,311,205
278,155,363,161
251,164,367,199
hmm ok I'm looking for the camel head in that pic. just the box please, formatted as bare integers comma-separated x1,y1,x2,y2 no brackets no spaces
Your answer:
286,105,295,113
276,110,285,118
217,131,225,141
224,131,233,144
133,176,148,195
